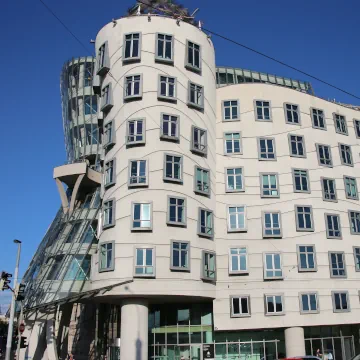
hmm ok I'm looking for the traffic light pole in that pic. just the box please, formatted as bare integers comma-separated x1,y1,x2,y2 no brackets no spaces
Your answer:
16,302,24,359
5,241,21,360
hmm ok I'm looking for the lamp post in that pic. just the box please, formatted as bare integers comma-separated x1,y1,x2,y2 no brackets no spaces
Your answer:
5,240,22,360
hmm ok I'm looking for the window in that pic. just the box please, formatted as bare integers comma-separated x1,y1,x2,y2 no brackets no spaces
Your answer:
132,202,152,231
160,114,179,141
104,159,116,187
222,100,239,121
101,84,113,112
198,208,214,238
293,169,310,193
344,176,358,200
97,41,109,75
164,154,183,183
167,197,186,226
300,293,318,314
226,167,244,192
123,33,141,62
311,108,326,130
284,103,300,124
227,206,246,232
126,119,145,145
103,199,115,229
316,144,332,167
339,143,353,166
353,119,360,138
84,61,93,87
321,178,337,202
158,75,176,101
195,166,210,196
333,114,348,135
258,137,276,160
297,245,317,272
124,74,142,100
155,33,173,63
264,253,282,279
81,222,97,244
262,212,282,238
65,222,81,243
188,82,204,110
128,160,147,187
202,251,216,280
186,40,201,72
64,254,91,281
255,100,271,121
99,242,114,272
353,247,360,271
191,126,207,155
332,291,350,313
231,296,251,317
104,120,115,148
289,135,306,157
229,248,248,274
325,214,342,239
47,255,65,280
349,211,360,234
84,96,97,115
171,241,190,271
329,252,346,278
260,173,279,197
135,248,155,277
295,206,314,231
265,294,284,315
224,132,242,154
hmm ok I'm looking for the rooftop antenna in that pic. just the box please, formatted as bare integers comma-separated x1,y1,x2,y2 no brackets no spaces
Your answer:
191,8,200,17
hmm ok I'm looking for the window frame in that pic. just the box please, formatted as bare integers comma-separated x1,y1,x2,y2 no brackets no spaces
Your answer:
201,250,217,281
288,134,306,158
155,33,174,64
158,74,177,102
124,74,143,101
316,143,333,168
321,177,338,202
328,251,347,278
260,173,280,198
264,294,285,316
257,137,277,161
297,245,317,272
263,252,283,280
100,83,114,113
222,99,240,122
198,207,214,239
104,158,116,188
324,213,342,239
191,126,207,156
225,167,245,193
333,113,348,135
128,159,148,188
262,211,282,238
229,247,249,275
254,99,272,122
331,291,350,313
311,107,326,130
185,40,202,73
343,176,358,200
102,198,116,230
338,143,353,167
227,205,247,233
134,246,156,278
299,292,319,314
292,168,310,194
187,81,204,110
353,119,360,138
230,295,251,318
353,246,360,272
97,41,110,76
103,120,116,149
284,102,301,125
167,196,187,227
98,240,115,272
126,118,146,146
170,240,190,272
348,210,360,235
160,113,179,141
224,132,242,155
295,205,314,232
123,32,142,63
194,165,210,197
131,201,153,232
163,153,183,184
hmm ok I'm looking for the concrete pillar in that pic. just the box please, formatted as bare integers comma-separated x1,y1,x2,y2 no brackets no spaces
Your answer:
285,327,306,357
120,298,148,360
46,316,59,360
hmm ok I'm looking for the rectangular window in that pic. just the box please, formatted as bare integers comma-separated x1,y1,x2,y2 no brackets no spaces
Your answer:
227,206,246,232
171,241,190,271
97,41,109,75
99,242,114,272
167,196,186,226
198,208,214,238
126,119,145,145
132,202,152,231
186,40,201,72
332,291,350,313
226,167,244,192
265,294,284,315
293,169,310,193
321,178,337,202
188,82,204,110
155,33,173,63
264,253,282,279
64,254,91,281
104,120,115,148
349,211,360,234
84,61,93,87
295,206,314,231
255,100,271,121
316,144,332,167
47,255,65,280
224,132,242,154
191,126,207,155
164,154,183,183
258,137,276,160
260,173,279,197
353,247,360,271
344,176,358,200
158,75,176,101
202,251,216,280
65,222,81,243
229,248,248,274
223,100,239,121
123,33,141,62
297,245,317,272
300,293,318,314
263,212,282,238
325,213,341,239
289,134,306,157
339,143,353,166
311,108,326,130
135,248,154,277
195,166,210,196
284,103,300,124
124,74,142,100
84,95,97,115
103,199,115,229
353,119,360,138
104,159,115,187
160,114,179,141
333,114,348,135
129,160,147,187
231,296,251,317
329,252,346,277
101,84,113,112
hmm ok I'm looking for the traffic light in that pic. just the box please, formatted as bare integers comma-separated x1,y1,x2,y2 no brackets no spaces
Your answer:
20,336,28,349
14,283,26,301
0,271,12,291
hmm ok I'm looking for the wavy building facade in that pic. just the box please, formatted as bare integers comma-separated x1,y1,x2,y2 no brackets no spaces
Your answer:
20,11,360,360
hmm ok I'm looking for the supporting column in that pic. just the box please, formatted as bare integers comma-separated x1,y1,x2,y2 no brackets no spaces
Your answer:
120,298,148,360
285,327,305,357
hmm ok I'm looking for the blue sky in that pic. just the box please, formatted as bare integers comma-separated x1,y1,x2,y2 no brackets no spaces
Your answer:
0,0,358,308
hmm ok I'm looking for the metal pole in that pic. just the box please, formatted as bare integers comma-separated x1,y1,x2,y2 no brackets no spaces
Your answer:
16,302,24,360
5,240,21,360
